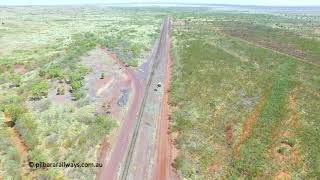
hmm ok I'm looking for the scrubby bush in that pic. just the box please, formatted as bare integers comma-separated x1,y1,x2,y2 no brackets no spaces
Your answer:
68,71,83,82
40,64,64,79
72,90,85,101
0,128,22,178
92,115,117,134
172,155,197,178
127,59,139,67
2,156,21,179
29,148,49,163
57,86,65,95
2,104,25,122
70,81,82,91
100,72,105,79
130,43,142,57
0,96,26,122
15,113,39,149
8,73,22,86
30,81,49,98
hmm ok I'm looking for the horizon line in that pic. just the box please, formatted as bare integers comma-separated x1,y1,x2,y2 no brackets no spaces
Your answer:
1,2,320,7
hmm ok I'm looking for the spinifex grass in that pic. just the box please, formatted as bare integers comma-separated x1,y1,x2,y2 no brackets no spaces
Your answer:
171,12,320,179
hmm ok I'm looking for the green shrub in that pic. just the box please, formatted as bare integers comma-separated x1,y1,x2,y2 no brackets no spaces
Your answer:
66,67,88,93
2,159,21,179
43,65,64,79
88,115,117,142
94,115,116,132
127,59,139,67
172,155,196,178
130,43,142,57
0,97,26,122
2,104,25,122
72,90,85,100
68,71,83,83
15,113,39,149
8,73,22,86
172,155,185,169
100,72,105,79
70,81,82,91
29,148,49,163
7,147,21,162
30,81,49,98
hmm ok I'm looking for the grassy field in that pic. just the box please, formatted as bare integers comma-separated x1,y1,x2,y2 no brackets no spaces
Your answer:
0,6,163,179
170,9,320,179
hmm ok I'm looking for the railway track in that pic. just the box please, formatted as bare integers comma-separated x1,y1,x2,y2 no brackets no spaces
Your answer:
120,17,171,180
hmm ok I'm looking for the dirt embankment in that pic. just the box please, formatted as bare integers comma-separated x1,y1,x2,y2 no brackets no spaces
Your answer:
4,115,28,157
4,114,29,177
155,18,179,180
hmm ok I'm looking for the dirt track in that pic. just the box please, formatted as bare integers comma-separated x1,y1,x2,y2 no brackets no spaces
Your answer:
155,20,178,180
96,47,142,180
120,17,173,180
97,17,173,180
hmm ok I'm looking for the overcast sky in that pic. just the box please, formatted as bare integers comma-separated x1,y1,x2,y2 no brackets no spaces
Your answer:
1,0,320,6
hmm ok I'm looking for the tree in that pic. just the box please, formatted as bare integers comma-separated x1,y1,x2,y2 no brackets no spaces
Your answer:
100,72,105,79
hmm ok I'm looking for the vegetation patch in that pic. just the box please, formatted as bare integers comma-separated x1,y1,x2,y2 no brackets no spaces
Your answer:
171,12,320,179
0,6,163,179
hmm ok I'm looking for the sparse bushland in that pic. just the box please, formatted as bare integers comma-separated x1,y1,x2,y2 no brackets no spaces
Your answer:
23,104,117,179
0,6,163,179
171,12,320,179
218,21,320,65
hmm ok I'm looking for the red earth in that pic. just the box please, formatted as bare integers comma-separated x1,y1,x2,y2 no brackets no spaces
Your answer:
155,19,179,180
97,18,177,180
97,47,143,180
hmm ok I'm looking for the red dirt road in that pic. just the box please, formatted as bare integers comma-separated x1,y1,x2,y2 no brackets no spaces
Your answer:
119,17,174,180
97,18,174,180
97,48,143,180
155,19,178,180
155,37,171,180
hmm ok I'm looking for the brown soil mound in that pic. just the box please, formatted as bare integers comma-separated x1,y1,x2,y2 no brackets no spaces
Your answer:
13,64,27,74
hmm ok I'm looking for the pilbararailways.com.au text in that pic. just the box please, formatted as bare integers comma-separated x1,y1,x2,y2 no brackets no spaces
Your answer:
29,162,103,169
